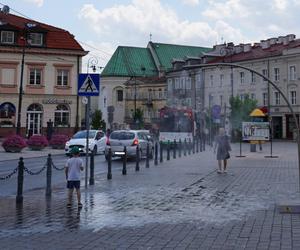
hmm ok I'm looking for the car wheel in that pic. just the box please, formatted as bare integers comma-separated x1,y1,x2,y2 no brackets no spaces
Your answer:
93,146,97,155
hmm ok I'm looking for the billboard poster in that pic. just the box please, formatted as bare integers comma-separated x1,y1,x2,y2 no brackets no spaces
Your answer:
242,122,270,141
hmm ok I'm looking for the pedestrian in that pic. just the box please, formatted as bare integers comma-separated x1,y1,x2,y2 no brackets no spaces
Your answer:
65,146,84,208
214,127,231,174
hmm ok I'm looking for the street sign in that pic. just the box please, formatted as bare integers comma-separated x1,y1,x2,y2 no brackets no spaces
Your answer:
242,122,270,141
78,74,100,96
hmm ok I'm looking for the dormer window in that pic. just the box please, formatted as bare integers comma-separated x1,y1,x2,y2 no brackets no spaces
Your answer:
1,30,14,44
28,32,43,46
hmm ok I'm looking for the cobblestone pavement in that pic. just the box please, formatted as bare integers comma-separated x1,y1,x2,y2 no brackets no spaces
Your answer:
1,142,300,249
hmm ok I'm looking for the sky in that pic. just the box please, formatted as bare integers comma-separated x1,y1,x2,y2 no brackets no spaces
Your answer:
2,0,300,69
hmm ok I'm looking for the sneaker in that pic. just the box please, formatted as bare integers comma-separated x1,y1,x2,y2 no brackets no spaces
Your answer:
223,170,228,173
78,203,83,208
67,203,72,208
217,170,222,174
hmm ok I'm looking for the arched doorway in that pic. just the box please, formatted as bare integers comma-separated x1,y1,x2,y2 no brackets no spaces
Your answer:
26,104,43,136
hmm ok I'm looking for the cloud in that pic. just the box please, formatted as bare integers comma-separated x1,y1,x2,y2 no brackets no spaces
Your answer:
182,0,200,6
23,0,44,7
78,0,245,48
202,0,251,19
273,0,288,11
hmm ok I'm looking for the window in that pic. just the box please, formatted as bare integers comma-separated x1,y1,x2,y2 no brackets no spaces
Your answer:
117,90,123,102
274,92,280,105
210,75,213,86
54,104,69,126
240,72,245,84
290,91,297,105
274,68,280,81
196,74,201,89
1,31,14,44
158,89,162,99
251,72,256,84
220,95,223,106
240,94,244,101
186,77,191,89
180,77,185,89
175,78,179,89
263,93,267,106
28,33,43,46
220,74,224,87
167,79,172,91
29,68,42,85
262,69,268,82
289,66,296,81
0,102,16,128
186,98,192,107
251,93,256,100
1,68,16,85
56,69,69,86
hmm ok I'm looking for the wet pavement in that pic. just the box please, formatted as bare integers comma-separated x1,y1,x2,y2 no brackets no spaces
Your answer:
1,141,300,249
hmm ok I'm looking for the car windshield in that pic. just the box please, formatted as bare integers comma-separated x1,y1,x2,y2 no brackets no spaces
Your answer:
72,131,96,139
110,131,135,140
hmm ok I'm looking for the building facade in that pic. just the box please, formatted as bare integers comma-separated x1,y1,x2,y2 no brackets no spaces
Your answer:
99,42,211,129
0,10,87,138
166,34,300,139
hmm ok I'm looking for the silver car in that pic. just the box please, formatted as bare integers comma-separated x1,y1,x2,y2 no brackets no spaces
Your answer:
105,130,153,160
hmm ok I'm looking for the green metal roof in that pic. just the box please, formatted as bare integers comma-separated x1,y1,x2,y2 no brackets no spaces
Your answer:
150,42,211,71
101,46,158,77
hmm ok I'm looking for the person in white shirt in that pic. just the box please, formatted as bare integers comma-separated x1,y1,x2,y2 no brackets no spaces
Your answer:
65,146,84,208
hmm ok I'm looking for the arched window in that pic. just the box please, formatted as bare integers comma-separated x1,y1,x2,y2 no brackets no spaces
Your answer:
54,104,69,127
0,102,16,127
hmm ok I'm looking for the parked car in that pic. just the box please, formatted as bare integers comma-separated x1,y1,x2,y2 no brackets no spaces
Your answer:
105,130,154,160
65,130,106,155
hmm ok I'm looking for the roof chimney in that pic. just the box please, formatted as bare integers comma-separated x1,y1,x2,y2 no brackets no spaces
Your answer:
287,34,296,42
243,43,251,52
268,38,277,45
260,40,270,49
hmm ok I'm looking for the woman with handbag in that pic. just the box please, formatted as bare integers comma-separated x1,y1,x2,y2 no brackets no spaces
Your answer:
214,127,231,173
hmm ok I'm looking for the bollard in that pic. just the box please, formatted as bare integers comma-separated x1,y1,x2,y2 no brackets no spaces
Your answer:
16,157,24,203
146,143,150,168
179,139,182,158
107,148,112,180
154,142,158,165
46,154,52,196
122,146,127,175
159,141,163,163
89,151,95,185
192,137,195,154
184,138,187,156
135,145,140,171
173,139,177,159
188,138,191,155
167,140,170,161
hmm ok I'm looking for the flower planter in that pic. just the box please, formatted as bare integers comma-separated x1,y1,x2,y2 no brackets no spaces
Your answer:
29,145,45,151
51,144,65,149
3,146,23,153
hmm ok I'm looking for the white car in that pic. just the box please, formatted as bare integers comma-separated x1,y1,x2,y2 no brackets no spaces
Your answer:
65,130,106,155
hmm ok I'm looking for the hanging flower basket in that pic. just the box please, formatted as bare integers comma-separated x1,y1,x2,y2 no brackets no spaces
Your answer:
27,135,48,151
49,134,69,149
2,135,27,153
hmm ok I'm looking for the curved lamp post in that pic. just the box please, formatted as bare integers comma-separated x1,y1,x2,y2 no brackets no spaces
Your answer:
184,62,300,190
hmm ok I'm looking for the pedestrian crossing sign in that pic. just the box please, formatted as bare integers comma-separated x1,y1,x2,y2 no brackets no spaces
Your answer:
78,74,100,96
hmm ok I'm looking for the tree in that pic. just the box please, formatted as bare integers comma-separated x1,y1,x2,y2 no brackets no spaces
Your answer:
229,94,257,140
132,108,144,129
91,109,106,131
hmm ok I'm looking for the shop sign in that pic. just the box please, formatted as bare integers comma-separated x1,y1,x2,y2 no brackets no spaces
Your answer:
42,99,72,105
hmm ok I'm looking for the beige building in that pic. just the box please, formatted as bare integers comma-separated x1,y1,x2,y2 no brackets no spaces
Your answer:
0,10,87,137
202,34,300,139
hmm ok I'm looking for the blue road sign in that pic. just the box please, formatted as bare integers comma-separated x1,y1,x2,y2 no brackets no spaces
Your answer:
78,74,100,96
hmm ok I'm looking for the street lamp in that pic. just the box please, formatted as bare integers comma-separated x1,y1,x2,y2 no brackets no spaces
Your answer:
16,33,31,135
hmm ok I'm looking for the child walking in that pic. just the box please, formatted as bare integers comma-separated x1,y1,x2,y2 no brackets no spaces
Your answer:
65,146,84,208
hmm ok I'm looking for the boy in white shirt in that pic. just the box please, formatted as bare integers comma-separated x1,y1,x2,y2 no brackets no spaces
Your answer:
65,146,84,208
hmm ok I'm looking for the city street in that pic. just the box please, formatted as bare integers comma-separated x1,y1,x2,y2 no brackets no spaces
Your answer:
0,141,300,249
